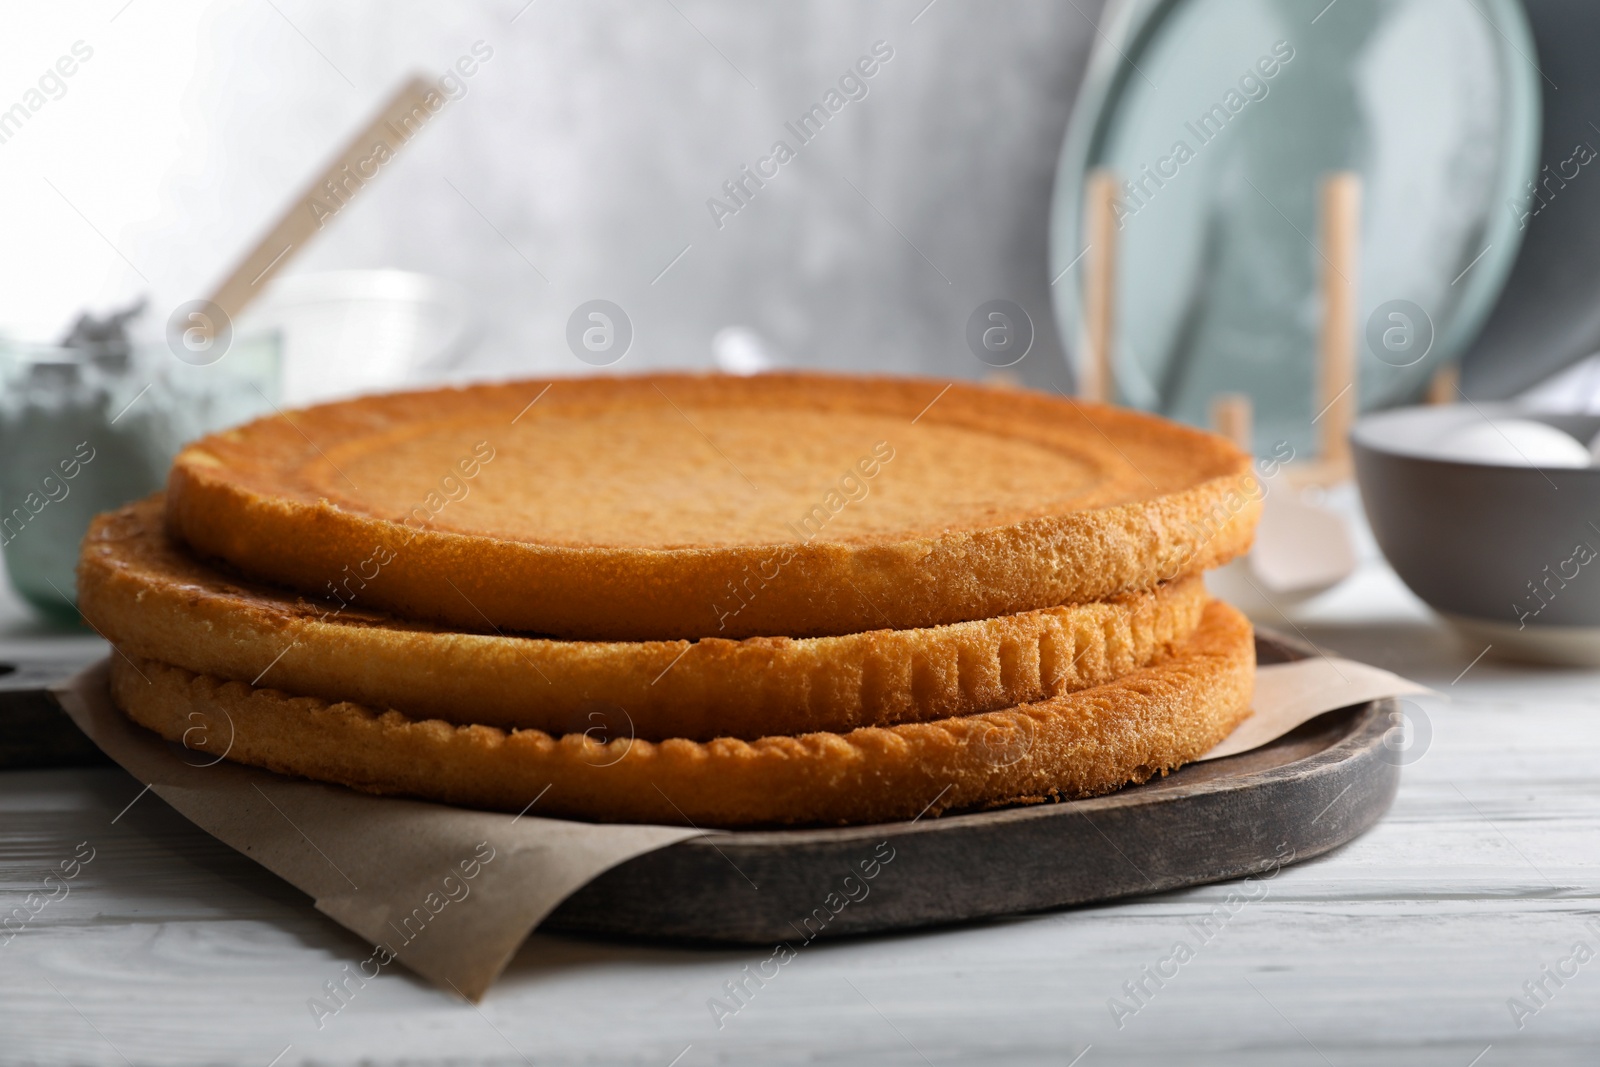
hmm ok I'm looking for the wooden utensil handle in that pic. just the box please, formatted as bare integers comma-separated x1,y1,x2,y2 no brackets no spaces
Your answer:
203,75,442,329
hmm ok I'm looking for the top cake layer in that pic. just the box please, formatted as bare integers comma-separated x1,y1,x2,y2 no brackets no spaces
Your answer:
165,372,1260,639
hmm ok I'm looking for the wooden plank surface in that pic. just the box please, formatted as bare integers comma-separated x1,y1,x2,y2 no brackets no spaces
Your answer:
2,565,1599,1065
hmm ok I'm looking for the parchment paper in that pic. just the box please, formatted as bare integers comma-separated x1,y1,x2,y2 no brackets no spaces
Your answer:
53,652,1427,998
53,662,701,1001
1201,656,1431,760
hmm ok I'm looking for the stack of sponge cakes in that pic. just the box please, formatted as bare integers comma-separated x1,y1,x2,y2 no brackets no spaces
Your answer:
78,373,1261,828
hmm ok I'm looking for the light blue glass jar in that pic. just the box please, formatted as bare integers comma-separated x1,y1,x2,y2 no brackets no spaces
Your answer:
0,333,280,622
0,344,165,623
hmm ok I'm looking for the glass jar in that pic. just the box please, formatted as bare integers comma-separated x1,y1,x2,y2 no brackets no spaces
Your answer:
0,333,280,622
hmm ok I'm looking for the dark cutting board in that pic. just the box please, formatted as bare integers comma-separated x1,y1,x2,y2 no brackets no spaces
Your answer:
1,630,1398,944
543,630,1399,943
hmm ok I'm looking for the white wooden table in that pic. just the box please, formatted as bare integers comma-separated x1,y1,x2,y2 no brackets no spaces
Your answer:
3,558,1599,1066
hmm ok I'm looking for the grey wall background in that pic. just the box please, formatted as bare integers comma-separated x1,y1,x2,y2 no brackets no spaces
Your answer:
3,1,1103,393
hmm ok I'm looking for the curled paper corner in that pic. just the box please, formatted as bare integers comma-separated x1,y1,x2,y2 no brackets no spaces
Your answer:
51,660,701,999
1202,656,1432,762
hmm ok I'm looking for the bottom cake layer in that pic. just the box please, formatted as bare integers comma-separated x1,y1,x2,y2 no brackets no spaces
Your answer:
109,601,1255,829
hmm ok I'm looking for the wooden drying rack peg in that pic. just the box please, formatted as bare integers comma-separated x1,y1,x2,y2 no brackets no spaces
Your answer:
1427,363,1460,405
1314,171,1361,476
1210,393,1253,454
1080,169,1120,404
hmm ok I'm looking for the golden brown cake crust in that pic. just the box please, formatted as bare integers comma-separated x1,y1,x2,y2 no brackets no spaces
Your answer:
108,601,1255,829
165,373,1261,640
80,496,1209,740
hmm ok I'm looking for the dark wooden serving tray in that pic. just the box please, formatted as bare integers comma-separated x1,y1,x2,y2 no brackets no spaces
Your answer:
1,630,1398,945
543,631,1399,943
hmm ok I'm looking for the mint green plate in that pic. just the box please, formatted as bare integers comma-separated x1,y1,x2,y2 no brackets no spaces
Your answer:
1049,0,1540,455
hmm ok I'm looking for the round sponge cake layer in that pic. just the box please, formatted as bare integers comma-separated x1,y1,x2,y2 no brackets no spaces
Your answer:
109,601,1255,828
81,496,1210,741
166,373,1261,640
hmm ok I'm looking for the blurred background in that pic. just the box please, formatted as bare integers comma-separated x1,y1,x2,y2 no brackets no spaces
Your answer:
0,0,1095,387
9,0,1600,664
